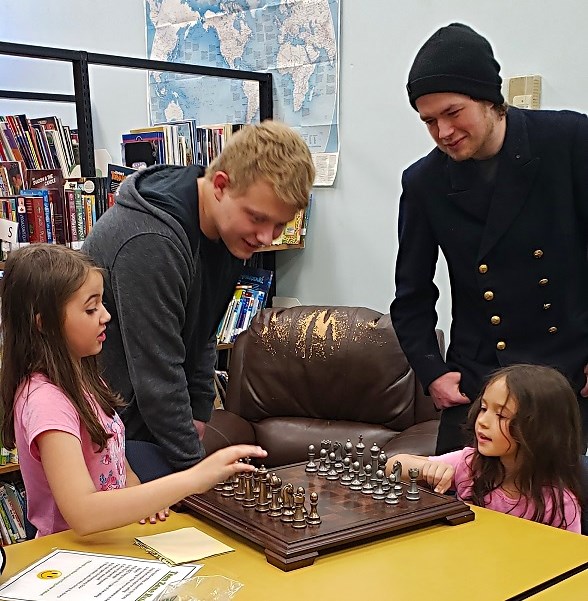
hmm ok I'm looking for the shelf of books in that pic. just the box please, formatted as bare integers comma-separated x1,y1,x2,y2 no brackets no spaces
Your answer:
0,112,312,261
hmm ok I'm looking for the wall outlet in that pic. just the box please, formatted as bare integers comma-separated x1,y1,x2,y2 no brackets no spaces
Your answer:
507,75,542,109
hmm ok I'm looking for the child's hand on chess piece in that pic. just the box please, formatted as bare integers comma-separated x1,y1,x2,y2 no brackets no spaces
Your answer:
420,460,455,494
385,453,455,494
190,445,267,494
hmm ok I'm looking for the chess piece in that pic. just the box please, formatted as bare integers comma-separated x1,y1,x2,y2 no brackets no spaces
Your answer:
242,470,257,508
356,435,366,482
361,464,374,495
305,444,318,473
378,452,390,491
372,470,387,500
385,474,400,505
393,460,403,496
255,471,271,512
326,451,339,480
406,467,421,501
221,475,235,497
340,457,353,486
234,472,246,501
306,491,322,526
268,474,283,517
349,461,363,491
317,449,329,477
292,493,307,529
332,441,344,473
369,443,380,484
344,438,353,462
280,483,295,523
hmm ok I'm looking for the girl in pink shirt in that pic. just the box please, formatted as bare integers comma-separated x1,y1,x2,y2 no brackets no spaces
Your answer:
0,245,266,537
386,364,583,532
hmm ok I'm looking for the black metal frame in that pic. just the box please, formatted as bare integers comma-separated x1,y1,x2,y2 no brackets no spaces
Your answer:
0,41,274,178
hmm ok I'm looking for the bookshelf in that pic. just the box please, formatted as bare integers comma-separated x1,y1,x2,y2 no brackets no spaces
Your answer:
0,464,20,476
0,40,312,299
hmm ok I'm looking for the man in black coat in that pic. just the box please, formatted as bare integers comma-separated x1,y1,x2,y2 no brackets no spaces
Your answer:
391,23,588,453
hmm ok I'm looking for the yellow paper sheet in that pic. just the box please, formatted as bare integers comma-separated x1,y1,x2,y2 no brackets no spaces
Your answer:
135,527,234,565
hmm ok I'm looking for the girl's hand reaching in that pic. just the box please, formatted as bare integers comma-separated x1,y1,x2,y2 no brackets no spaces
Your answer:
189,445,267,495
420,460,455,494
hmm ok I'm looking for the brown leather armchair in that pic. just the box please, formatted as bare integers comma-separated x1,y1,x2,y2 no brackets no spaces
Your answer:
203,306,442,468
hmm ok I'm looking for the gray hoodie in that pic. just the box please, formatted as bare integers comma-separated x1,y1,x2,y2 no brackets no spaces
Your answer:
84,164,243,470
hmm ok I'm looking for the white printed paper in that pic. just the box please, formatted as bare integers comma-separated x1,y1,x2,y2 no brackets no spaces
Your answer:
0,549,201,601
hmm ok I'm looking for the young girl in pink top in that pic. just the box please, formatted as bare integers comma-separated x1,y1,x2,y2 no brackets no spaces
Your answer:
0,245,266,537
386,364,583,532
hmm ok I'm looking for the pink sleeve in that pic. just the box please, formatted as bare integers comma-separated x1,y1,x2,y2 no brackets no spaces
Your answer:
562,490,582,534
428,448,471,470
20,382,82,460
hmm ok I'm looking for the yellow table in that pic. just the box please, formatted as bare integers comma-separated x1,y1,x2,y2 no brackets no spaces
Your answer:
530,569,588,600
2,507,587,600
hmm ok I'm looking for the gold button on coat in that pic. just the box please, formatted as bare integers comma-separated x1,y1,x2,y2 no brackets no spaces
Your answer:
478,264,488,274
484,291,494,301
533,250,544,258
491,316,501,325
496,341,506,350
548,327,558,334
539,278,549,286
543,303,551,310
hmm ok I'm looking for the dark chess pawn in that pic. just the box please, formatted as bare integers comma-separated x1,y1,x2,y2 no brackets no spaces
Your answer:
406,467,421,501
280,483,295,523
292,493,307,529
306,491,322,526
268,474,282,517
361,464,374,495
372,470,387,500
317,449,329,477
326,452,339,480
385,474,400,505
305,444,318,473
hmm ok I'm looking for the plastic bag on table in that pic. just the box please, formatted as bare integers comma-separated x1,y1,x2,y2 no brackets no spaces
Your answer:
158,574,243,601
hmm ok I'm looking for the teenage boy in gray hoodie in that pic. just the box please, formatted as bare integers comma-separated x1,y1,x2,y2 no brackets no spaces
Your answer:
84,121,315,480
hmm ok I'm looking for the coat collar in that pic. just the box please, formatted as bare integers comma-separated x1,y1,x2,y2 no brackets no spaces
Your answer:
445,108,541,259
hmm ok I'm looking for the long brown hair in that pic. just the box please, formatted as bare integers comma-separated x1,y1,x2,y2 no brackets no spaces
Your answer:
0,245,123,450
464,364,583,528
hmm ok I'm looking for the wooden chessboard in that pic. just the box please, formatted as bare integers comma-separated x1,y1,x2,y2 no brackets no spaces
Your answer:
182,463,475,571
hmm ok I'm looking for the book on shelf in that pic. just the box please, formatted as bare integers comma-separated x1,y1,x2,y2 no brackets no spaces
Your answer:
271,193,313,246
216,266,273,344
122,121,245,169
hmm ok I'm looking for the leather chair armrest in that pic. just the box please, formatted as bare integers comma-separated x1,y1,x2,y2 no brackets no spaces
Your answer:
381,420,439,457
202,409,257,455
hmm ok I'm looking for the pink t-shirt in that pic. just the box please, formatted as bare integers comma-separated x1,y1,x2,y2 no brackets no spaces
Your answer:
429,448,581,533
14,373,126,537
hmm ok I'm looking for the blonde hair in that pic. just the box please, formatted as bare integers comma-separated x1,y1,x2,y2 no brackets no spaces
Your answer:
206,120,315,210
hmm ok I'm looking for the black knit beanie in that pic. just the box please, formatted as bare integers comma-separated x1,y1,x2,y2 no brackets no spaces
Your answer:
407,23,504,110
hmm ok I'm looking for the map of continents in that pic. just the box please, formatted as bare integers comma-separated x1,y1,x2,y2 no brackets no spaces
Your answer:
145,0,339,154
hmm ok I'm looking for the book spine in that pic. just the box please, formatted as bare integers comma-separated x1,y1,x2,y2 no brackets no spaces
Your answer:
65,189,78,249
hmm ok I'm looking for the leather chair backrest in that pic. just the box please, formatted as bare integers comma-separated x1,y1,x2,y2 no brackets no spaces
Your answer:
225,306,430,431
